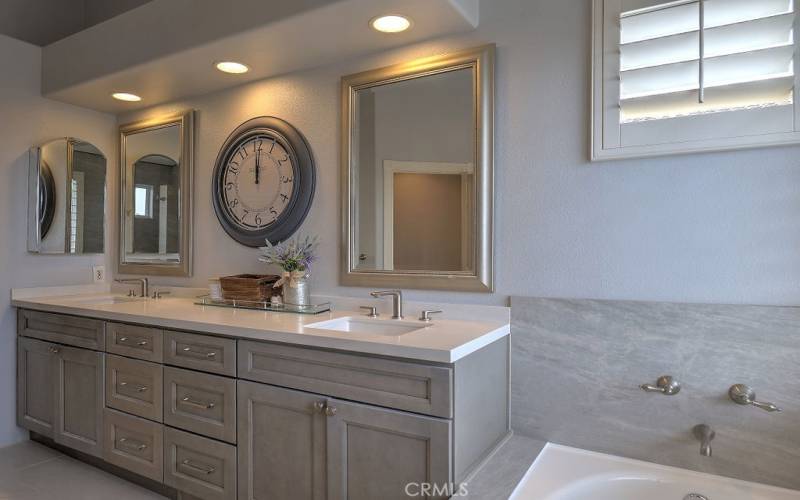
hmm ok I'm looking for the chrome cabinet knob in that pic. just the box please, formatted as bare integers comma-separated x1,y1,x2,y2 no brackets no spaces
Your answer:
325,406,338,417
313,401,326,413
728,384,781,412
640,375,681,395
48,346,60,354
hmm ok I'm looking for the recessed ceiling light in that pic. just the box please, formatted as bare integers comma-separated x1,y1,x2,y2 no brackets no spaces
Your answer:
112,92,142,102
216,61,250,74
371,15,412,33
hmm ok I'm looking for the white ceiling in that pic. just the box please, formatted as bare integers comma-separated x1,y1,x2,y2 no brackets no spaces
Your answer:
40,0,480,113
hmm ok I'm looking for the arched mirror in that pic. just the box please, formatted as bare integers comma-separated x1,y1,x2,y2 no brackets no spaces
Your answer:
27,138,107,254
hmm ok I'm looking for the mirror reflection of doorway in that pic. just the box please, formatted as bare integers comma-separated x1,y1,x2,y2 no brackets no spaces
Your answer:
382,161,474,272
130,154,180,261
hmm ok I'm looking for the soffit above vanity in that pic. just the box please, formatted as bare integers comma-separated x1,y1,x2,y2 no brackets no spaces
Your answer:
41,0,480,113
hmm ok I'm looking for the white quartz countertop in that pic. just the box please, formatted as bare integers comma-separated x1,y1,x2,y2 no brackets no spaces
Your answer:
11,291,509,363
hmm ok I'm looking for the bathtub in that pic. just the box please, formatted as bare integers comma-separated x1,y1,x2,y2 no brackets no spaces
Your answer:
509,443,800,500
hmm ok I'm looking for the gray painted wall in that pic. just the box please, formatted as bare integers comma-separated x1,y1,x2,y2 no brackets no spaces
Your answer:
0,34,115,445
510,296,800,490
117,0,800,307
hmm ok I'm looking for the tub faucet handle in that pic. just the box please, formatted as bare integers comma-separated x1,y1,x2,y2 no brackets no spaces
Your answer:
728,384,782,412
640,375,681,395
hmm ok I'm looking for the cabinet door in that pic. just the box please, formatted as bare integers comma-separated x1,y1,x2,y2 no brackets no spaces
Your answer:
17,337,56,437
54,345,104,457
237,381,326,500
326,399,452,500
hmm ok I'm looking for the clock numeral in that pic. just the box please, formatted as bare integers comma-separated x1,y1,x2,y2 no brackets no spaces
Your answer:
225,182,234,191
242,209,249,220
280,193,289,203
237,148,247,161
280,176,292,184
269,139,277,153
229,199,239,209
254,213,262,226
254,138,263,153
269,207,278,217
276,154,289,164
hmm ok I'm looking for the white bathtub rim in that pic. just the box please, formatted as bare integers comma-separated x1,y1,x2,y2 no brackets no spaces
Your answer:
509,442,800,499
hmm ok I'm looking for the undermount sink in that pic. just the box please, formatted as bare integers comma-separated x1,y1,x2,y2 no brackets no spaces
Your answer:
306,317,429,336
65,295,142,305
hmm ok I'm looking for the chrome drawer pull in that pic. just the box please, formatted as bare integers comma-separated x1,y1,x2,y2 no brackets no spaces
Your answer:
181,459,215,475
181,346,217,359
119,336,149,347
181,396,216,409
119,437,147,451
48,346,60,354
119,381,149,393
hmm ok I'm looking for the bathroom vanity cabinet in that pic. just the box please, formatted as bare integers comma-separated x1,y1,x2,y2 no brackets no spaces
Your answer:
15,307,509,500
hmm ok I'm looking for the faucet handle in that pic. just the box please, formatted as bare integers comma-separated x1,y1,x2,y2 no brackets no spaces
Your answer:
640,375,681,395
728,384,782,412
419,310,443,322
360,306,379,318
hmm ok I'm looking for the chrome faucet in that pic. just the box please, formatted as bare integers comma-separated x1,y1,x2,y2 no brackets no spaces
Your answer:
692,424,715,457
370,290,403,319
116,278,149,298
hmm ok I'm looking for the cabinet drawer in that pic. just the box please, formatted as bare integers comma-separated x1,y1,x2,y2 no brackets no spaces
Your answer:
238,341,453,418
164,427,237,500
18,309,105,351
103,408,163,482
164,331,236,376
163,367,236,444
106,323,163,362
105,355,163,422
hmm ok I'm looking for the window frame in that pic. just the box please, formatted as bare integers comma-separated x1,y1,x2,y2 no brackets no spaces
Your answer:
591,0,800,161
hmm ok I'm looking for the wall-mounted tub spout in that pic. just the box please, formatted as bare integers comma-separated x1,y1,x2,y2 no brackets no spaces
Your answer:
692,424,715,457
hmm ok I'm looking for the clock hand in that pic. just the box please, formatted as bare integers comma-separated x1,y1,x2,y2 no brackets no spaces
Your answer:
255,150,260,185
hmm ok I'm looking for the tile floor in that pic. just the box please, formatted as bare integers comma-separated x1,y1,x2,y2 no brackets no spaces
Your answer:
0,440,166,499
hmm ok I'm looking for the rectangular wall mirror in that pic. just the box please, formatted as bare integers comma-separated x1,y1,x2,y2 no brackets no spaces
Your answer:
119,111,193,277
341,45,494,292
28,138,107,254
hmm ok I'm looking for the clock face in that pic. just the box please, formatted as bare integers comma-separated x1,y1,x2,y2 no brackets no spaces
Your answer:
212,117,316,247
221,134,296,230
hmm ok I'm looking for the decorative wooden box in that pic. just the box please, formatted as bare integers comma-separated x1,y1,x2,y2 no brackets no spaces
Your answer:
219,274,281,301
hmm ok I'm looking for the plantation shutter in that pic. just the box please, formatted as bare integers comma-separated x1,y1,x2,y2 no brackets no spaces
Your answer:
593,0,800,158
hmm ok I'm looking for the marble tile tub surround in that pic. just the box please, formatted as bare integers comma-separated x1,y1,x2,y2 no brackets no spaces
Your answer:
510,297,800,490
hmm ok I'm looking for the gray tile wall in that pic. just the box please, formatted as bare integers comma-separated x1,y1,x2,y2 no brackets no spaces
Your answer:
510,297,800,490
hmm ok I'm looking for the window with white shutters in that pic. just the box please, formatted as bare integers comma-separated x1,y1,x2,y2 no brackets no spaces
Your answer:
592,0,800,160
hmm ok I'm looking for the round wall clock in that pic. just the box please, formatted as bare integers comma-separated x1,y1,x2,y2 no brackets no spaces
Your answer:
211,116,316,247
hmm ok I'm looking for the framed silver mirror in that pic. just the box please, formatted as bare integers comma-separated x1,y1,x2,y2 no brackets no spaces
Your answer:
28,138,107,254
341,44,495,292
119,111,194,277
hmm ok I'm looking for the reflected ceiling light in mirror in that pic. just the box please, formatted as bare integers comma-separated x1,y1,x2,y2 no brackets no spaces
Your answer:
216,61,250,74
112,92,142,102
370,15,412,33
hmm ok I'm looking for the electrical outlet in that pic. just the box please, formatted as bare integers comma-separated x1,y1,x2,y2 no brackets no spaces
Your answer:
92,265,106,283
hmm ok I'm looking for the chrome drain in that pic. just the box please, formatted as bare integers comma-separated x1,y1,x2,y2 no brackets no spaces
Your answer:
684,494,709,500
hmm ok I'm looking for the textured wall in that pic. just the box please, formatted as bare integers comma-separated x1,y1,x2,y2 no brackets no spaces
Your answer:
510,296,800,490
0,34,115,445
116,0,800,307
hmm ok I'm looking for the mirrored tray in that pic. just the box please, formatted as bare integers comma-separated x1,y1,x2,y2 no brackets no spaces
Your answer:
194,296,331,315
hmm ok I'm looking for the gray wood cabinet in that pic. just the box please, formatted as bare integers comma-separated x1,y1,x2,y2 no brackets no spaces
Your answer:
237,381,327,500
17,337,55,437
17,309,509,500
326,399,452,500
17,336,104,457
54,343,104,457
